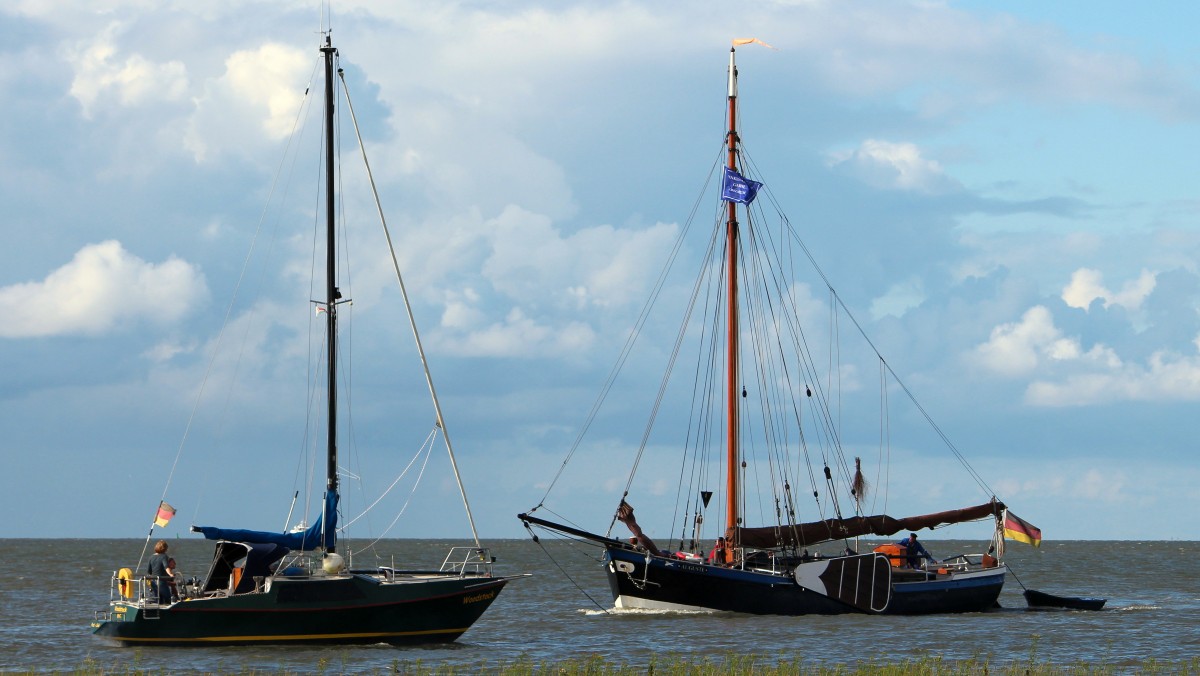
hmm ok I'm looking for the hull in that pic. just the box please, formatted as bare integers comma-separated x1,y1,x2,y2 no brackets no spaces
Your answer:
605,546,1004,616
1023,589,1106,611
92,572,511,646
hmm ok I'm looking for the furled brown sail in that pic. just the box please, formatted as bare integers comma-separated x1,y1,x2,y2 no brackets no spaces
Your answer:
736,500,1005,549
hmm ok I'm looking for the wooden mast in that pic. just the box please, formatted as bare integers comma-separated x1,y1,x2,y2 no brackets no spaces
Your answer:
724,46,740,555
321,35,339,554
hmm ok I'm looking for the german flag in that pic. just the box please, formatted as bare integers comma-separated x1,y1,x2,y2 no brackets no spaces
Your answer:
1003,510,1041,547
154,501,176,528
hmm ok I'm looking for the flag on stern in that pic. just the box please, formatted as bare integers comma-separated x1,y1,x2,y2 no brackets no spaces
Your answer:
721,166,763,204
154,501,176,528
1003,510,1042,547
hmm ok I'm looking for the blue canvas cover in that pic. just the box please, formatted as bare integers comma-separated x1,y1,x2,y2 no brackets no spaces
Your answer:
236,543,290,593
194,492,338,551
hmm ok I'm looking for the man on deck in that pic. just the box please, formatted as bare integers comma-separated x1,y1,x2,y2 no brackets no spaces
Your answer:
897,532,934,568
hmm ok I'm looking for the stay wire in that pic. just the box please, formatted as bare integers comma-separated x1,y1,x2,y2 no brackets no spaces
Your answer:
742,149,995,500
523,524,611,614
137,54,324,573
532,144,725,511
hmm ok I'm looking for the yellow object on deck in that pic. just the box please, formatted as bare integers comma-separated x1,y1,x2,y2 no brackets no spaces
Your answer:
117,567,135,599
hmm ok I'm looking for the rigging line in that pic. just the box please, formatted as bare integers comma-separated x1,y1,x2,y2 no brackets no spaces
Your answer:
339,70,484,548
742,221,796,530
675,245,724,544
739,196,832,520
139,55,323,575
347,428,436,552
740,196,840,466
342,426,437,530
669,216,726,541
739,154,842,451
330,64,371,544
537,147,726,511
743,152,995,498
753,219,840,485
741,216,794,471
834,288,994,496
775,205,993,497
616,163,727,508
738,223,780,528
293,60,329,529
524,526,611,614
744,213,849,525
877,357,891,515
538,505,597,535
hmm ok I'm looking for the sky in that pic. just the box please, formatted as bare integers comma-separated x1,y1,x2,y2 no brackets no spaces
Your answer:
2,1,1198,545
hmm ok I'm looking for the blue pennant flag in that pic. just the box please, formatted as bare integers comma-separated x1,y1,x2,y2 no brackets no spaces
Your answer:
721,166,763,205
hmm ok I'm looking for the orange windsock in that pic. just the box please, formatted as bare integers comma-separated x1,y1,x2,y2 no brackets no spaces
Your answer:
732,38,777,50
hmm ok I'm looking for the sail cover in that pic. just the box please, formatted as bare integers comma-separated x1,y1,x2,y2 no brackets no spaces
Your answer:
735,500,1004,549
194,492,338,551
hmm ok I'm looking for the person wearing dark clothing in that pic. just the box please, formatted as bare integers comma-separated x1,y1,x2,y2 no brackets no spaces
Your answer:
897,532,933,568
146,540,173,605
707,537,727,565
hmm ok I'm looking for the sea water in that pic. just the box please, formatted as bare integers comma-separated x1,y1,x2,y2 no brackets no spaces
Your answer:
2,538,1196,672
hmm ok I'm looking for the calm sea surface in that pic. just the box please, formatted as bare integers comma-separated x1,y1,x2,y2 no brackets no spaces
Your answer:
2,538,1196,672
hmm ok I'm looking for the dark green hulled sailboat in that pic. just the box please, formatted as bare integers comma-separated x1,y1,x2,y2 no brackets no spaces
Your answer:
92,35,517,646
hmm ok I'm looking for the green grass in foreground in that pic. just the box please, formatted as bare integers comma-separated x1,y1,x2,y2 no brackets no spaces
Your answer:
59,651,1200,675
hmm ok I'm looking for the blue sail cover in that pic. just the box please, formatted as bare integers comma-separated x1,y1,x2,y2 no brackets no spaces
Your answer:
194,492,338,551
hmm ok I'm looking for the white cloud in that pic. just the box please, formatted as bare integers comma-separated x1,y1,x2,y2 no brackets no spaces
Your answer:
440,288,485,330
975,306,1087,375
0,240,207,338
993,464,1125,505
441,307,595,358
870,278,925,319
1026,349,1200,406
142,339,194,363
409,204,677,337
1061,268,1157,311
64,23,188,118
827,139,959,193
977,305,1200,405
420,205,679,356
184,42,308,162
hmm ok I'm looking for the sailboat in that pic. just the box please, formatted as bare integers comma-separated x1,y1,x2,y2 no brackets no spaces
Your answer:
519,42,1024,616
92,35,518,646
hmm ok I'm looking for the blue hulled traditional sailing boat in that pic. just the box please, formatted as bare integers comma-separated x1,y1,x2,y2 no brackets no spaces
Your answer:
520,41,1026,616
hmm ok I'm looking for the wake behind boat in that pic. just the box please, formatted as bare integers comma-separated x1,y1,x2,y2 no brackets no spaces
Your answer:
519,41,1045,616
92,34,519,646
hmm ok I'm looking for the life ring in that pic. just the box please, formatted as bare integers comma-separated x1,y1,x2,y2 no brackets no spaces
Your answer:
117,567,135,599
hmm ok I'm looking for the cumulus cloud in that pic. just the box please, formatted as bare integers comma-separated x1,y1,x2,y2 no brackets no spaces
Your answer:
1062,268,1156,311
184,42,309,162
441,307,595,358
411,207,681,360
64,23,188,118
993,465,1126,504
974,306,1112,376
0,241,207,338
827,139,960,193
481,207,678,309
1026,349,1200,406
977,304,1200,405
870,278,925,319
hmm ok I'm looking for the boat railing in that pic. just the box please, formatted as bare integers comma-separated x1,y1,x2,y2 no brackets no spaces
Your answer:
274,552,321,578
438,547,496,577
925,552,998,574
105,569,179,607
